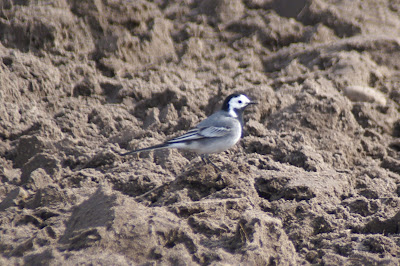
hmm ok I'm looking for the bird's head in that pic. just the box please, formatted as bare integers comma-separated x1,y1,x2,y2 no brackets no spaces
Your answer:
221,93,256,117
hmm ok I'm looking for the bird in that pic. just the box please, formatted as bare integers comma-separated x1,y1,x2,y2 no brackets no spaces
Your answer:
121,93,256,170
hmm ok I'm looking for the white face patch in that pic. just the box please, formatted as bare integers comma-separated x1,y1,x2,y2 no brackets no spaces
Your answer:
228,94,251,117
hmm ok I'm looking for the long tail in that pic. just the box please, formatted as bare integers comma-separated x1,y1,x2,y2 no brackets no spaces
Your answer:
121,143,169,156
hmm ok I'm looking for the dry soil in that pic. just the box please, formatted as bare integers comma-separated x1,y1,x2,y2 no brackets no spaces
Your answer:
1,0,400,265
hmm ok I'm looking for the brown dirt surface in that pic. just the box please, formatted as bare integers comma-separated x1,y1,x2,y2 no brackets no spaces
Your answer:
1,0,400,265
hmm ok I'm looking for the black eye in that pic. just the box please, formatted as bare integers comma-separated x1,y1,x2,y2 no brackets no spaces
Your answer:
238,100,242,103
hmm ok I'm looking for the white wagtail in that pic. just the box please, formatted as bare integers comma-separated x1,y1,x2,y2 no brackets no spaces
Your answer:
122,93,256,170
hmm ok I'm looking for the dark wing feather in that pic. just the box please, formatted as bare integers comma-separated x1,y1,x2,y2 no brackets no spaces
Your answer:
166,126,231,144
197,126,231,137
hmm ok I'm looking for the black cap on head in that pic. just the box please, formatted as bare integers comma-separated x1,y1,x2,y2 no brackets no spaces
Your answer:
221,93,242,111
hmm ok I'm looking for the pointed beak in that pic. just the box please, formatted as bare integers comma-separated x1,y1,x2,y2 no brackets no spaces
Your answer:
248,101,257,105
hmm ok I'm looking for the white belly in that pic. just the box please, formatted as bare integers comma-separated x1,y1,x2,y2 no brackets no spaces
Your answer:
188,125,241,154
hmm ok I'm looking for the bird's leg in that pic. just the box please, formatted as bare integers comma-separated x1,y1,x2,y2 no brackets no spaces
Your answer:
201,154,208,165
202,154,222,171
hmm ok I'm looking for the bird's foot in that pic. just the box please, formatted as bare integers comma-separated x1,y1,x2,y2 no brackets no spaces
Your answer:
201,154,222,172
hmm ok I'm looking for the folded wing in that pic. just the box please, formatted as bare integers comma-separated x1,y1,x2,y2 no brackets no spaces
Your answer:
166,126,231,144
